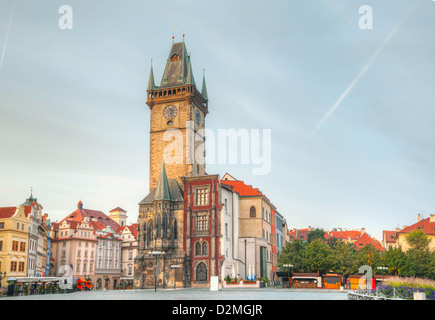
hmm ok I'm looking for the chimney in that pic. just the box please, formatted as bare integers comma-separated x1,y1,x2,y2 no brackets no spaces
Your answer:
77,201,83,210
361,228,366,235
417,214,421,222
430,214,435,223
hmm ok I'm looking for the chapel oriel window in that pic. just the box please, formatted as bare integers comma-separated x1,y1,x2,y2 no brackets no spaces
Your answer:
195,188,208,206
196,214,208,232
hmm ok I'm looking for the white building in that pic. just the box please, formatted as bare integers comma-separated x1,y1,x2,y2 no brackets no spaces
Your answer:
220,183,243,281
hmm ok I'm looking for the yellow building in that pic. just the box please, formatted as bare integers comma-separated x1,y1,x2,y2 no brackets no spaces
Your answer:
0,206,30,287
396,214,435,252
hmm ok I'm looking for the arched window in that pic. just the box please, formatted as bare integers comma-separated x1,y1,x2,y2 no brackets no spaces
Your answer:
147,220,153,244
142,223,147,247
196,262,207,282
202,242,208,256
195,242,201,256
162,215,168,238
250,206,256,218
156,215,161,238
171,54,180,62
173,219,178,239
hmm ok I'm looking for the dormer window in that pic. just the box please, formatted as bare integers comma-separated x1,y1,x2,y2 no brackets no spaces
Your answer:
171,54,180,62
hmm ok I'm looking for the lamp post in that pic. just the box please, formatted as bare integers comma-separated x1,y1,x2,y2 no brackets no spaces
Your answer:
283,264,293,289
377,266,388,282
171,265,181,290
0,272,6,288
150,251,165,292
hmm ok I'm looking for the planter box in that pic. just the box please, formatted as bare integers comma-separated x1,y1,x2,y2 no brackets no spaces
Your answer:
223,280,260,288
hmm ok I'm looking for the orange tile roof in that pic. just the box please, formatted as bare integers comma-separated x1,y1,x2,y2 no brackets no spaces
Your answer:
353,233,384,251
60,208,120,230
110,207,126,213
221,179,274,207
117,224,139,239
398,217,435,236
325,230,362,240
0,207,17,219
382,230,397,243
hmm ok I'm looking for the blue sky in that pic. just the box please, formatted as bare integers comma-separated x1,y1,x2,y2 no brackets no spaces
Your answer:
0,0,434,241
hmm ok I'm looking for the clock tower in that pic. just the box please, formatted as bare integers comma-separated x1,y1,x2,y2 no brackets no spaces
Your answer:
146,40,209,191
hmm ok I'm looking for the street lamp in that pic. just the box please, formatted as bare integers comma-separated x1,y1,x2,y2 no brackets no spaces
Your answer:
377,266,388,282
283,264,293,289
149,251,165,292
0,272,6,288
170,265,181,290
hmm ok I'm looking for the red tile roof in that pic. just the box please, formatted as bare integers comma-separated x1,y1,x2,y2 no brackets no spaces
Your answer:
221,179,274,207
116,224,139,239
382,230,397,243
398,217,435,236
0,207,17,219
60,208,120,230
353,233,384,251
325,230,362,241
288,229,311,241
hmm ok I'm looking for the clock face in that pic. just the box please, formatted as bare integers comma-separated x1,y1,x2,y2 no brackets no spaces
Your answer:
163,105,177,119
195,110,201,125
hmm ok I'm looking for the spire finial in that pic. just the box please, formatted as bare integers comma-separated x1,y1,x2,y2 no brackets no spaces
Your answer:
182,26,185,42
201,68,208,101
172,28,175,43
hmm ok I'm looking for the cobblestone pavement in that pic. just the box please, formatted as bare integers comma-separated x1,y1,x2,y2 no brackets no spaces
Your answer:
1,288,350,300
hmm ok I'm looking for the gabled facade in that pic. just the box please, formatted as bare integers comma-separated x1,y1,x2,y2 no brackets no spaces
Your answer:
50,201,122,289
117,223,138,284
352,233,384,252
0,206,29,287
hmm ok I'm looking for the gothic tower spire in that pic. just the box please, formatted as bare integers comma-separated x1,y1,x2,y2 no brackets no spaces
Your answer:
201,69,208,101
147,60,155,91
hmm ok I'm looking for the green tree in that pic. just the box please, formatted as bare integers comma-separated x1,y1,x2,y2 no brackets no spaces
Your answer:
406,229,431,250
302,239,333,274
277,239,306,272
384,246,414,276
307,228,325,243
405,229,433,278
331,241,357,276
354,244,383,272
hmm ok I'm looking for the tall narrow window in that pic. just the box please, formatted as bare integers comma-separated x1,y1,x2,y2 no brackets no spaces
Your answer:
202,242,208,256
173,220,178,239
195,242,201,256
196,215,208,231
147,220,153,244
163,214,168,238
195,188,208,206
196,262,207,282
156,215,161,238
250,206,256,218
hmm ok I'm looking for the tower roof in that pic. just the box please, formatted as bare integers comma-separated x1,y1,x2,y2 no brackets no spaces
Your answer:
147,63,156,91
154,161,171,201
201,69,208,101
159,41,195,88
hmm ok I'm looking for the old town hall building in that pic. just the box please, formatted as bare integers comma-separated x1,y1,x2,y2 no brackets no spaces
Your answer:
134,39,224,288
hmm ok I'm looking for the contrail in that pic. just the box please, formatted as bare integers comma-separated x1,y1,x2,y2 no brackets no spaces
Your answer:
310,4,418,137
0,4,15,71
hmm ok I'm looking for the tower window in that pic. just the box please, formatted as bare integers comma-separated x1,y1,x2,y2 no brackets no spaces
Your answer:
250,206,256,218
171,54,181,62
167,121,173,126
195,214,208,232
195,188,208,206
